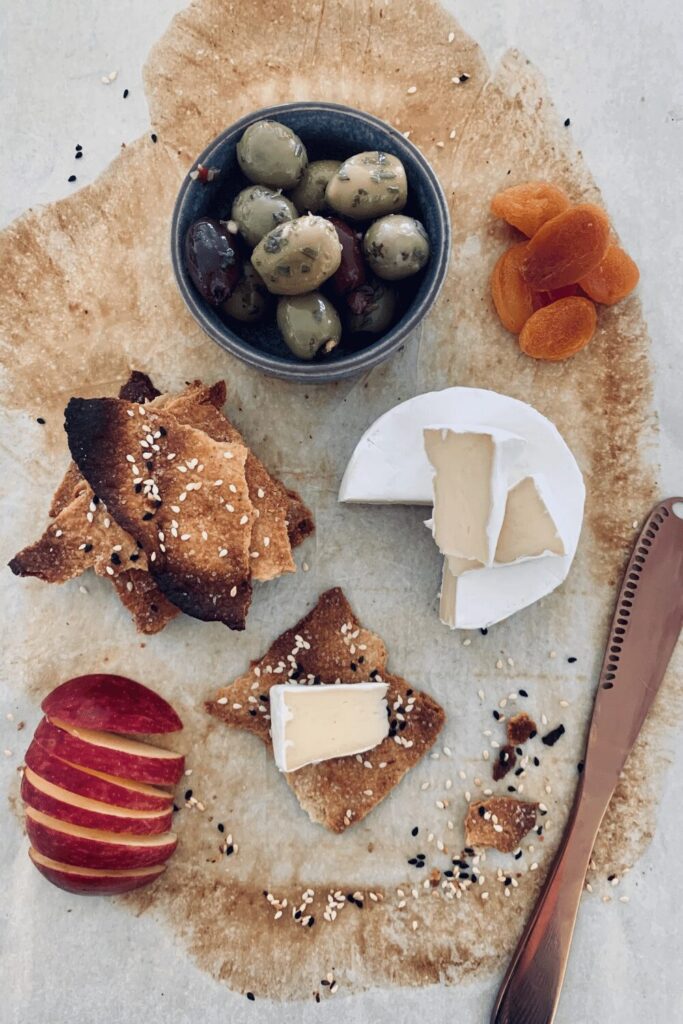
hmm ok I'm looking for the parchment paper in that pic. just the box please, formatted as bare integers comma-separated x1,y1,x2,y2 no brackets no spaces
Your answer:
0,0,681,1017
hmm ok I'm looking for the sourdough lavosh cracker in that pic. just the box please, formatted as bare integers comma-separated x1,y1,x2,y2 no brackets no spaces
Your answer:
65,396,254,629
9,373,315,633
465,796,538,853
208,587,445,831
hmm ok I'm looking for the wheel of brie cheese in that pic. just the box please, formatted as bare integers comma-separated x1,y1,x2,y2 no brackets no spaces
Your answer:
339,387,585,630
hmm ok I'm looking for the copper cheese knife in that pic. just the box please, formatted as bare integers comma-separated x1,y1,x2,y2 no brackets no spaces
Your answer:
491,497,683,1024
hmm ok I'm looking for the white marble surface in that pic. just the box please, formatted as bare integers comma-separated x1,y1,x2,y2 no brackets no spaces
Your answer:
1,1,681,1021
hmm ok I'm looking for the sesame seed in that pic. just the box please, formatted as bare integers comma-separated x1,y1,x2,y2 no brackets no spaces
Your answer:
407,85,417,94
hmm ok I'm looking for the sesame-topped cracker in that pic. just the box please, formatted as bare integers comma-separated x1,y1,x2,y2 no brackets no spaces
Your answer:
48,461,86,518
154,381,307,582
109,568,180,634
207,588,445,832
9,484,148,584
65,396,254,629
464,797,538,853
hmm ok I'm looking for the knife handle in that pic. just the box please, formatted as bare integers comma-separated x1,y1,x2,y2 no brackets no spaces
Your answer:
490,785,604,1024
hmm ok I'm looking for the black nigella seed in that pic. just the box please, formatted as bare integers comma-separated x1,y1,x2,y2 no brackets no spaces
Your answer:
68,175,77,182
75,144,82,151
226,844,234,855
444,869,454,878
542,724,566,747
533,756,540,767
142,511,153,520
350,662,357,671
246,992,255,1001
92,495,99,505
493,710,501,720
514,850,523,860
577,761,585,774
134,483,143,493
406,688,413,696
516,747,523,756
507,785,516,793
184,789,192,800
129,552,139,561
567,656,577,664
248,709,257,717
464,847,475,856
480,627,488,635
478,806,486,817
172,803,179,812
36,417,46,424
123,88,129,98
159,426,167,436
564,117,571,126
151,133,158,143
411,826,419,837
75,151,83,160
519,688,528,697
83,543,93,553
504,877,512,886
217,823,224,833
111,552,121,565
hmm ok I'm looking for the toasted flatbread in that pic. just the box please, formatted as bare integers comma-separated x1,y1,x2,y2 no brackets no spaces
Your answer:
109,568,180,634
155,382,297,582
65,396,254,629
464,797,538,853
207,588,445,832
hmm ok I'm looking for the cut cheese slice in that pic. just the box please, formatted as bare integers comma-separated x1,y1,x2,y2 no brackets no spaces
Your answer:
495,476,565,564
270,683,389,773
423,426,525,565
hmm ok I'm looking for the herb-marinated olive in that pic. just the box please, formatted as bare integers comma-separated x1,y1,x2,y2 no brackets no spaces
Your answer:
231,186,297,249
236,120,308,190
363,214,430,280
289,160,341,214
251,215,342,296
347,278,397,334
276,292,342,360
185,218,242,305
326,151,408,221
328,217,366,297
222,264,270,323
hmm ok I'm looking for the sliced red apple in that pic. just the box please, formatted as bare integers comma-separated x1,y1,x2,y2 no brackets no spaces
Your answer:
26,807,177,870
28,847,166,896
25,741,173,811
41,674,183,734
21,768,173,834
34,717,184,786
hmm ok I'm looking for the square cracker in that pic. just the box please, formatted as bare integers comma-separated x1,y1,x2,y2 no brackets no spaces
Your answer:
65,395,254,629
207,587,445,832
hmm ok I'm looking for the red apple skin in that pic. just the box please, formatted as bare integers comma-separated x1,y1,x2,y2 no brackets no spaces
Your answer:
26,813,178,870
21,774,173,835
41,675,183,734
34,717,185,786
28,848,166,896
24,741,173,811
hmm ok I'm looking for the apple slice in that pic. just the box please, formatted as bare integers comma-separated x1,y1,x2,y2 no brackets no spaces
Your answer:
26,807,177,870
28,847,166,896
41,674,183,734
25,741,173,811
34,717,185,786
21,768,173,834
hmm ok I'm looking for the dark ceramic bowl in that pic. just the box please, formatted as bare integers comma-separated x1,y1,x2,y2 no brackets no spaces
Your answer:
171,101,451,383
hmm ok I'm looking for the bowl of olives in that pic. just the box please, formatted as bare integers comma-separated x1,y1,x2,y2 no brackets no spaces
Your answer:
171,102,450,382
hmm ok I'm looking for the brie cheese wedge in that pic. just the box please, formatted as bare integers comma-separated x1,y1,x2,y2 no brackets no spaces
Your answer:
423,426,525,565
270,682,389,772
340,387,584,629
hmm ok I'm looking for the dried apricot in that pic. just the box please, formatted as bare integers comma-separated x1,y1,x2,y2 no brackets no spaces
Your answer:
491,243,537,333
521,203,611,289
490,181,570,237
578,244,639,305
519,296,597,361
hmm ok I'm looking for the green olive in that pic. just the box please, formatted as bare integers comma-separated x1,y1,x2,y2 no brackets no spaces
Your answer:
276,292,342,360
363,214,430,280
289,160,341,214
222,265,270,323
326,151,408,221
251,215,342,296
236,120,308,189
230,186,297,248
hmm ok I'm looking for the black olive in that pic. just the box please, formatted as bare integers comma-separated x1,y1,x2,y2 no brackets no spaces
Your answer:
328,217,366,297
185,218,242,306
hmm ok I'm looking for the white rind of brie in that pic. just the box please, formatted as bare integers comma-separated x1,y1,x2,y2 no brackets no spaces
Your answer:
423,424,526,566
270,682,389,773
339,387,585,630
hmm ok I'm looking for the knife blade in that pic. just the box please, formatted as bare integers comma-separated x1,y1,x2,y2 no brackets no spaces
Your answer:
491,496,683,1024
